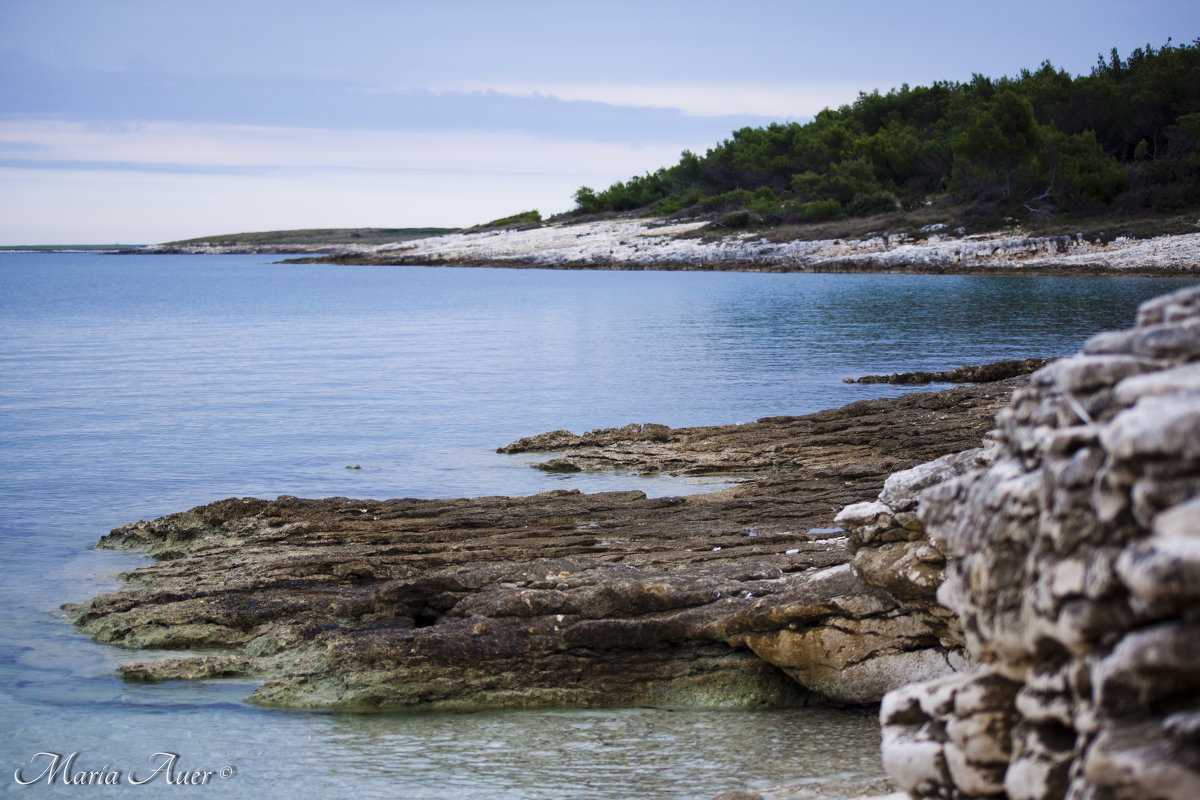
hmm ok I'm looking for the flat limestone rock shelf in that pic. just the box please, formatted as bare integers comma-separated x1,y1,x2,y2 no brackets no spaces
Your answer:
67,381,1017,711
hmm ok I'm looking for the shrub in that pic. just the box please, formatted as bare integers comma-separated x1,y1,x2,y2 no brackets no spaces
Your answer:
483,210,542,228
1043,129,1124,204
801,199,843,222
700,189,754,212
721,210,755,228
649,196,686,215
848,190,900,216
573,187,601,214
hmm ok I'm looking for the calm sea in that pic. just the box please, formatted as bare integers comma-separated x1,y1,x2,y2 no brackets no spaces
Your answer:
0,253,1192,798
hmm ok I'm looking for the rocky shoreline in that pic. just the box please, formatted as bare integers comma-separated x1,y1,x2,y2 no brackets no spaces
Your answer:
844,358,1055,386
119,217,1200,276
278,218,1200,276
67,378,1015,711
118,243,337,255
65,285,1200,800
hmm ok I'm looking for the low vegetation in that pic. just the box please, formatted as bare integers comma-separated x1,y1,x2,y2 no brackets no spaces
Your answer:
473,210,543,230
164,227,457,246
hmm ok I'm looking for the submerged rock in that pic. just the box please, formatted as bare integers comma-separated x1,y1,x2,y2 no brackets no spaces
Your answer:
874,285,1200,800
68,381,1015,711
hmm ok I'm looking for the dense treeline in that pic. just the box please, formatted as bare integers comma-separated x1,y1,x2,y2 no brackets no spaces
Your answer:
573,41,1200,225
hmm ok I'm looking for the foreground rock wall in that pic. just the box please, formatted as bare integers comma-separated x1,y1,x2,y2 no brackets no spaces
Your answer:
876,285,1200,800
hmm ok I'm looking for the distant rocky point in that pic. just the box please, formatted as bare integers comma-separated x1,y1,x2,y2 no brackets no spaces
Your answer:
117,227,458,255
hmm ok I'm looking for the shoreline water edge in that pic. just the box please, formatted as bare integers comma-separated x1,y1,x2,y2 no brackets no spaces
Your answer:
64,283,1200,800
122,218,1200,278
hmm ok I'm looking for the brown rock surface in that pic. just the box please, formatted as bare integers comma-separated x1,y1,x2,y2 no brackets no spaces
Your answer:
498,385,1014,477
68,381,1016,710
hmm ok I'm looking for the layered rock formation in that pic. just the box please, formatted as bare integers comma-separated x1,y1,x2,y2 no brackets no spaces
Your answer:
67,381,1015,710
853,285,1200,799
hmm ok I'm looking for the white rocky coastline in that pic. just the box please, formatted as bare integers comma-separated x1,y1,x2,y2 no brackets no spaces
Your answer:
305,218,1200,274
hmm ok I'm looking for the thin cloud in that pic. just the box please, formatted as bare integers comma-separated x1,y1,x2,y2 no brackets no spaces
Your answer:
0,120,706,241
0,164,592,242
0,120,699,176
430,81,864,119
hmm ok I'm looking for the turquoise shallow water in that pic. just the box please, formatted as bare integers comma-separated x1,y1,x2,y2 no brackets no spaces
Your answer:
1,253,1193,798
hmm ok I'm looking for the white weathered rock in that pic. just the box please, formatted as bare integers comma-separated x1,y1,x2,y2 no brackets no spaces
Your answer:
868,284,1200,799
835,501,896,544
881,671,1020,797
330,218,1200,274
1113,361,1200,404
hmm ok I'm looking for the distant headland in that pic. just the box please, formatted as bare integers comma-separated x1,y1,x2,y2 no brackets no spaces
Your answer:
43,41,1200,275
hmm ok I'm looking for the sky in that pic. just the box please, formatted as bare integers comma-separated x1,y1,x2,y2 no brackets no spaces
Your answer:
1,0,1198,243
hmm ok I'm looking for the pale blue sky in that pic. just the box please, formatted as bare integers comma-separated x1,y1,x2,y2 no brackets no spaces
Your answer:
1,0,1197,242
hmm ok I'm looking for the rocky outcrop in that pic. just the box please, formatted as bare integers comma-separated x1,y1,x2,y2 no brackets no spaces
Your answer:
67,381,1016,711
835,449,988,664
498,384,1017,477
845,359,1056,385
292,218,1200,276
873,285,1200,800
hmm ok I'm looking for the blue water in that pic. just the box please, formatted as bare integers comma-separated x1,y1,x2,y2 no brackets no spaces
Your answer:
0,252,1193,798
